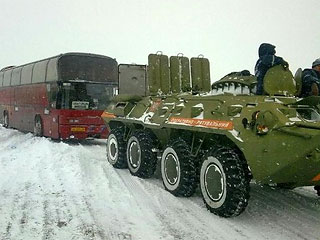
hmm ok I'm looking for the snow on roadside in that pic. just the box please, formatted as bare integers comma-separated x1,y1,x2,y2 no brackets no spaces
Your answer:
0,126,319,240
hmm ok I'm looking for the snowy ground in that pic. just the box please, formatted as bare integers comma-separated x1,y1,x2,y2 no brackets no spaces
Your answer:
0,126,319,240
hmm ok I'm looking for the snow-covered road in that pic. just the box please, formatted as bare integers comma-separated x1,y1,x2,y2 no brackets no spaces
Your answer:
0,126,319,240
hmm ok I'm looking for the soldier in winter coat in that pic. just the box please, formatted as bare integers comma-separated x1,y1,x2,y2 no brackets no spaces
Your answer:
254,43,288,95
300,58,320,97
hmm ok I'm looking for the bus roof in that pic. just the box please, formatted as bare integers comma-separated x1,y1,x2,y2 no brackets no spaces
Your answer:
0,52,118,87
0,52,116,72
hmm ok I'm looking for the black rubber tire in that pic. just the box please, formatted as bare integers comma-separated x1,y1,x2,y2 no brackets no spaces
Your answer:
34,115,43,136
200,145,251,217
106,127,127,169
126,130,157,178
315,186,320,196
3,111,9,128
161,138,197,197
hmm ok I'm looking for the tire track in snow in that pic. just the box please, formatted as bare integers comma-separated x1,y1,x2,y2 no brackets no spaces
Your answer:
36,142,61,240
113,169,213,240
159,194,251,240
249,185,320,240
48,145,103,240
0,134,48,240
182,188,288,240
82,197,133,240
102,160,260,240
49,142,119,240
142,179,257,240
18,182,32,234
249,194,310,240
0,134,38,239
114,170,181,240
255,186,319,222
41,199,55,240
56,142,119,239
1,193,20,240
100,165,171,239
1,183,36,240
76,143,135,240
30,137,91,240
2,128,320,240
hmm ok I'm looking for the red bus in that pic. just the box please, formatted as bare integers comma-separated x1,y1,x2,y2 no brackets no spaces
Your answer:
0,52,118,139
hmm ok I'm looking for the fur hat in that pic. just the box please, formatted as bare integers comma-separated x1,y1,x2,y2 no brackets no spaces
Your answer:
312,58,320,68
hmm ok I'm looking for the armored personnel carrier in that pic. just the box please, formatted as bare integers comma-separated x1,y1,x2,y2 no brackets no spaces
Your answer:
102,53,320,217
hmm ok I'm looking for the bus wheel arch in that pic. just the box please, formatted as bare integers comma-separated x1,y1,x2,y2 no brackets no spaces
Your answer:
34,115,43,137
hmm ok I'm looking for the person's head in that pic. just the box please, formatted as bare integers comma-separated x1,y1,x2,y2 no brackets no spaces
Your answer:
258,43,276,57
312,58,320,72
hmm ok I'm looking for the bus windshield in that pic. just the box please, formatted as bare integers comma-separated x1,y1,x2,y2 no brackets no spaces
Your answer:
58,82,116,110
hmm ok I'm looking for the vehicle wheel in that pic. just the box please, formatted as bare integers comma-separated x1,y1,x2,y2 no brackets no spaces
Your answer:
161,138,197,197
106,127,127,169
200,145,250,217
315,186,320,196
34,115,43,136
126,130,157,178
3,111,9,128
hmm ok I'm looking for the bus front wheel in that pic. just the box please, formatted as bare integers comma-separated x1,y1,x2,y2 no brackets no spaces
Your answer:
34,115,43,137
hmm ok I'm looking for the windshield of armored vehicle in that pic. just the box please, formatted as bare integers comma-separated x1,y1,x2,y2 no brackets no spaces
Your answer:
296,108,320,122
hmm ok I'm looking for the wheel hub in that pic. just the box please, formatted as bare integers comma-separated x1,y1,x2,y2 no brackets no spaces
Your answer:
108,137,118,162
204,163,224,201
164,153,179,185
129,141,140,168
110,142,117,158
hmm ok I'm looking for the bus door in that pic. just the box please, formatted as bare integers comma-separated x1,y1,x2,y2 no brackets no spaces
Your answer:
25,85,35,132
12,87,23,129
46,83,60,139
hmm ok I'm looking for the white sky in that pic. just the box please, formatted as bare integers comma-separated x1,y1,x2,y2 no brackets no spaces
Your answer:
1,0,320,82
